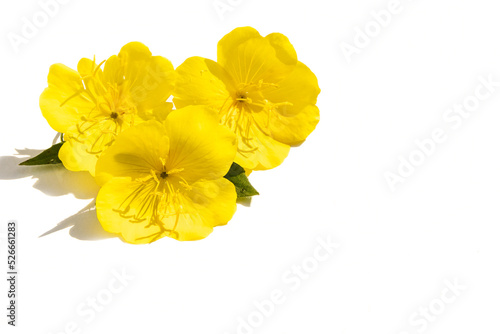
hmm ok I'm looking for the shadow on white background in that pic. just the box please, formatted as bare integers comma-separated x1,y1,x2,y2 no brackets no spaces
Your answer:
0,148,116,241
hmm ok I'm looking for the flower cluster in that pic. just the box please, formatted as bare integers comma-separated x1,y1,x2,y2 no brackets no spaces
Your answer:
33,27,320,243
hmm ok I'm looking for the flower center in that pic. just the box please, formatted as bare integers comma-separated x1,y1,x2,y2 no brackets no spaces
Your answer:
236,92,249,103
112,165,194,242
68,75,137,155
218,85,294,154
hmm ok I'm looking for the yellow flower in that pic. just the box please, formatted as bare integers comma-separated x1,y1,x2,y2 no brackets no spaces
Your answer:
40,42,176,175
174,27,320,171
95,106,237,244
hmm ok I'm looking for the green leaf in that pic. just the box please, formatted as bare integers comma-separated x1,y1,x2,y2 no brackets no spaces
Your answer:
224,162,246,178
224,163,259,198
19,142,63,166
229,173,260,198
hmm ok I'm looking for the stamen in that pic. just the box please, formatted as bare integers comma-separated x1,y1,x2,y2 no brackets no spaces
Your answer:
167,167,184,175
59,88,85,107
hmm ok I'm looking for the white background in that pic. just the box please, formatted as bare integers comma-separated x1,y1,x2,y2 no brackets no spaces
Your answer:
1,0,500,333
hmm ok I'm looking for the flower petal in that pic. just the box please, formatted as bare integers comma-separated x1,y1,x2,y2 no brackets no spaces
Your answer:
262,61,320,114
96,177,235,243
58,140,99,175
265,32,298,66
217,26,261,66
219,36,294,85
96,177,210,244
117,42,176,111
249,61,320,145
95,120,169,185
39,64,94,133
253,104,320,146
181,178,237,228
165,106,237,182
101,55,122,84
234,116,290,170
174,57,235,109
150,102,174,122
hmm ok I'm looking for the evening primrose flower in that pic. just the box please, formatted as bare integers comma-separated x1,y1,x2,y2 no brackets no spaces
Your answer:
95,106,237,244
40,42,176,175
174,27,320,171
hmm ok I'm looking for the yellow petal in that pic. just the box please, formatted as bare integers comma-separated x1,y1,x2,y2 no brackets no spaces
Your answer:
265,32,298,65
219,36,294,85
253,104,320,146
150,102,174,122
181,178,237,228
117,42,176,111
217,26,261,66
58,140,99,175
174,57,235,109
39,64,93,133
95,120,169,186
101,55,123,84
119,41,152,60
165,106,237,182
77,57,104,78
249,62,320,145
96,177,211,244
262,61,320,114
77,57,105,98
96,177,235,243
234,116,290,170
